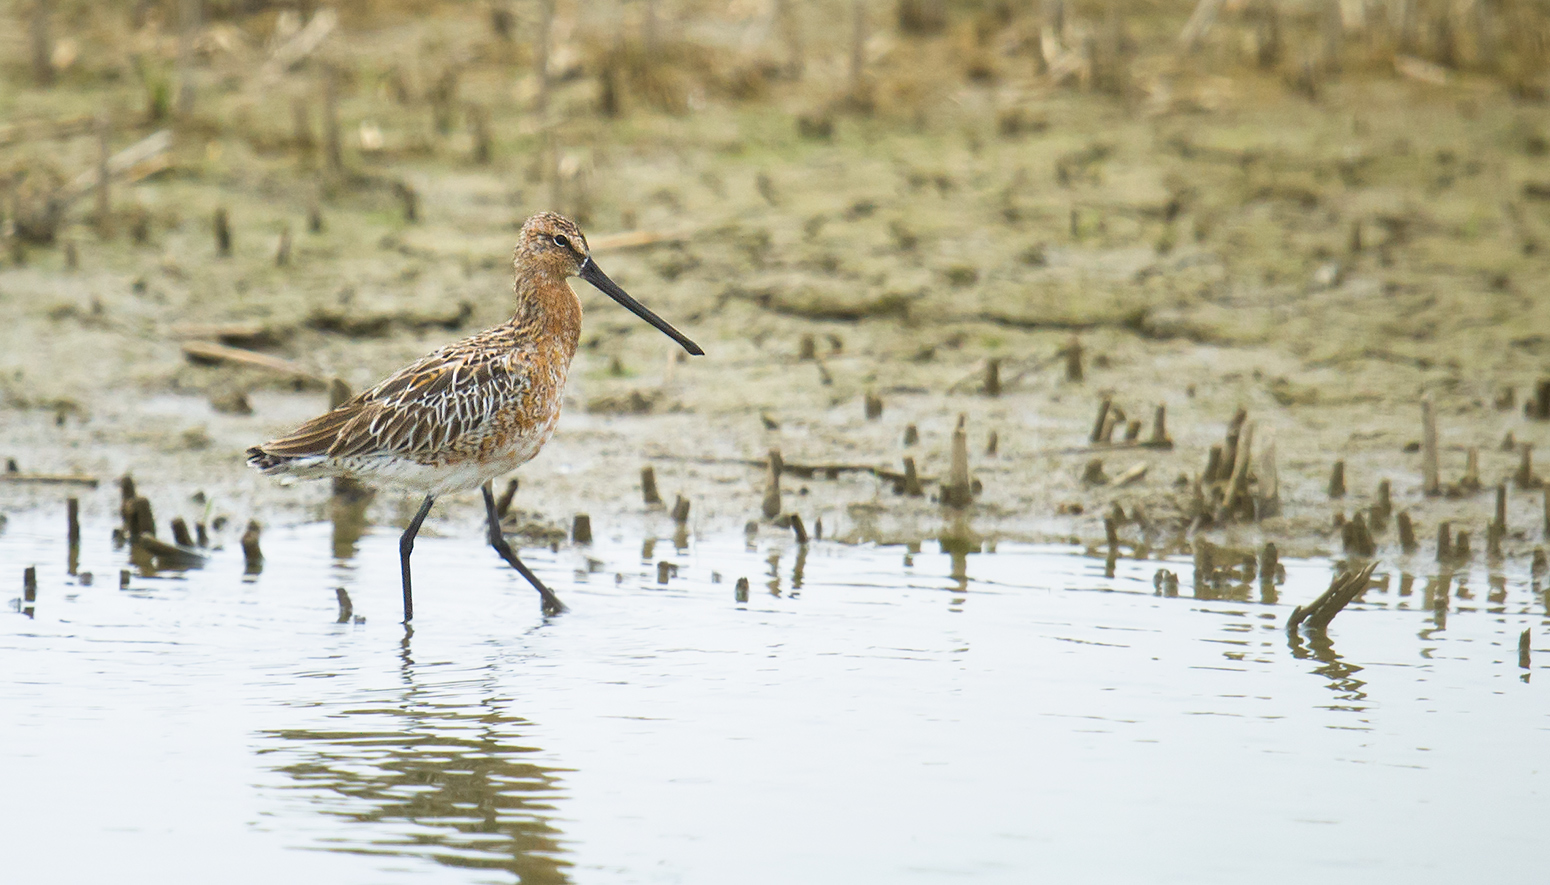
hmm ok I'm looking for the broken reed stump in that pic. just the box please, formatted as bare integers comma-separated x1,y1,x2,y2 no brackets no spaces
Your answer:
128,497,156,539
1089,397,1111,444
241,520,263,574
984,359,1001,396
734,576,750,603
901,457,924,496
1521,629,1532,670
671,495,690,524
396,182,419,223
171,517,194,547
335,587,353,623
903,424,918,446
1286,562,1379,634
23,566,37,603
1064,335,1083,382
864,390,883,419
986,430,998,456
1341,512,1375,558
1436,521,1452,563
1373,479,1392,530
66,496,80,547
1148,405,1172,448
323,64,343,173
119,569,130,590
641,465,662,506
214,207,231,256
275,225,292,267
495,477,519,518
1517,444,1540,489
798,334,816,360
1461,447,1481,494
941,414,972,508
1454,531,1472,562
1217,420,1255,522
1258,542,1279,599
1328,460,1346,498
468,104,492,164
1528,378,1550,421
572,514,592,545
1421,395,1439,495
762,449,782,518
789,514,808,544
1081,458,1108,485
657,561,671,584
1398,511,1418,553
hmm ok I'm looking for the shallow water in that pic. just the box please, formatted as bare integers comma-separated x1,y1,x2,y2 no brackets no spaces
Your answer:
1,508,1546,884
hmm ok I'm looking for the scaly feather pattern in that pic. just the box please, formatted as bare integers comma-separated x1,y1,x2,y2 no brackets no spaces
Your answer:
247,212,587,496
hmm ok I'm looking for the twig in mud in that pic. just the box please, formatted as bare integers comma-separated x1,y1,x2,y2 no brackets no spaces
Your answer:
1286,562,1379,634
59,129,173,207
134,534,206,569
258,8,338,83
1113,463,1148,487
1177,0,1226,50
180,341,323,385
0,473,98,487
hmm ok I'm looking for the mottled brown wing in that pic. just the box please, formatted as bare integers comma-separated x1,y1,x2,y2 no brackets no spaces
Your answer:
260,343,534,462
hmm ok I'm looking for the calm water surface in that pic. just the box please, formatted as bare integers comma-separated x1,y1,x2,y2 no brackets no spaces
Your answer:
1,508,1546,884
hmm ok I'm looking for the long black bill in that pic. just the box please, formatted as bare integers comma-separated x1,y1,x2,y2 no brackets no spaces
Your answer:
579,257,704,356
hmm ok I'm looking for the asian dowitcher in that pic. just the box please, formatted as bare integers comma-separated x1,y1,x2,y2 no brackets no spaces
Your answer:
247,211,702,621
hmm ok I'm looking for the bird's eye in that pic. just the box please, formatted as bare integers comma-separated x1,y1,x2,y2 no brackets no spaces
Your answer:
553,235,570,249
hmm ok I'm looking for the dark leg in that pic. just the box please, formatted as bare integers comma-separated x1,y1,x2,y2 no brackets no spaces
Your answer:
399,494,435,623
482,481,566,615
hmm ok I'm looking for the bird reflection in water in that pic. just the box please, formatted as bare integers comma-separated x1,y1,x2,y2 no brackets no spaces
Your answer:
260,630,570,883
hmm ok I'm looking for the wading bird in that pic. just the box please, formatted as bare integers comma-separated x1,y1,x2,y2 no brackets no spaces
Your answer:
248,212,702,620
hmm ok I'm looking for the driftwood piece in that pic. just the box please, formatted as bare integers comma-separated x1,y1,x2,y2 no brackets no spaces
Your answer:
180,341,322,385
1286,562,1379,634
0,473,99,487
258,8,338,83
59,129,173,206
